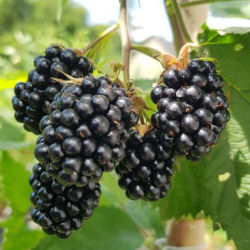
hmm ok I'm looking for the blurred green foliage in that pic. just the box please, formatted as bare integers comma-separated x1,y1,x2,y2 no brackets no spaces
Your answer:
0,0,121,77
0,0,249,250
211,1,250,19
0,1,148,250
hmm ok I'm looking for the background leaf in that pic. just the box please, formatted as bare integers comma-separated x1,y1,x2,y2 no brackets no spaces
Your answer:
34,206,144,250
135,79,154,92
1,215,43,250
0,116,32,150
99,173,127,206
86,26,119,64
0,89,34,150
158,26,250,250
0,152,31,213
0,153,42,250
125,201,165,237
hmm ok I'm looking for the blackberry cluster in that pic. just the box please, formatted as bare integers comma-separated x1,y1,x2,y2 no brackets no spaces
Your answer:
116,129,174,201
34,76,139,187
29,163,100,238
12,45,93,134
151,59,230,161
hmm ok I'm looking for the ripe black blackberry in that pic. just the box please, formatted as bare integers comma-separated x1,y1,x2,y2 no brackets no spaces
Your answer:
12,45,93,134
151,59,230,161
34,76,139,186
116,129,174,201
29,163,100,238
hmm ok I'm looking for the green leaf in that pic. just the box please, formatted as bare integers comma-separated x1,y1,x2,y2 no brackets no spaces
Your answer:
131,44,163,64
162,127,250,249
158,156,204,219
1,214,43,250
125,201,165,237
86,35,112,64
100,174,165,237
210,1,250,19
86,25,119,64
0,153,42,250
181,0,247,8
0,152,31,214
0,90,33,150
0,115,31,150
199,26,250,103
135,79,154,92
34,206,143,250
99,173,127,206
101,61,123,79
198,24,235,45
203,28,250,250
160,26,250,250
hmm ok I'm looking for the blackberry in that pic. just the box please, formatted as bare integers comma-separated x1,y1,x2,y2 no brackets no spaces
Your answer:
29,163,100,238
116,129,174,201
12,45,93,134
34,76,138,186
151,59,230,161
150,85,164,104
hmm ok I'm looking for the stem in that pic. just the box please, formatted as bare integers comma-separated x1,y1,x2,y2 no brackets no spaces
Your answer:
81,23,120,55
163,0,184,53
131,44,179,70
119,0,132,88
170,0,192,44
181,0,244,8
131,44,164,66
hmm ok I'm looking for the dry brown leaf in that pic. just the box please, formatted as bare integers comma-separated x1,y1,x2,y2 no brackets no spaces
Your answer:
131,96,146,112
178,43,190,69
74,48,84,57
136,124,152,137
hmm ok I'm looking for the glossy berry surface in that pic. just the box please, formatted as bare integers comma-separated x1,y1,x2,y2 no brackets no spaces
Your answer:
34,76,138,186
12,45,94,135
150,59,230,161
116,129,174,201
29,163,100,238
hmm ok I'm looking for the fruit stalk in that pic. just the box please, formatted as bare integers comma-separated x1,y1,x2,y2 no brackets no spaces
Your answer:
181,0,243,8
164,0,184,53
119,0,132,88
170,0,192,44
164,0,192,53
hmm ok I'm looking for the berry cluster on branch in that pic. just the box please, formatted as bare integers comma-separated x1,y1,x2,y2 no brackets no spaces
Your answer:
116,129,174,201
34,75,138,187
8,0,232,240
151,59,229,161
30,163,101,238
12,46,93,134
11,43,230,239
